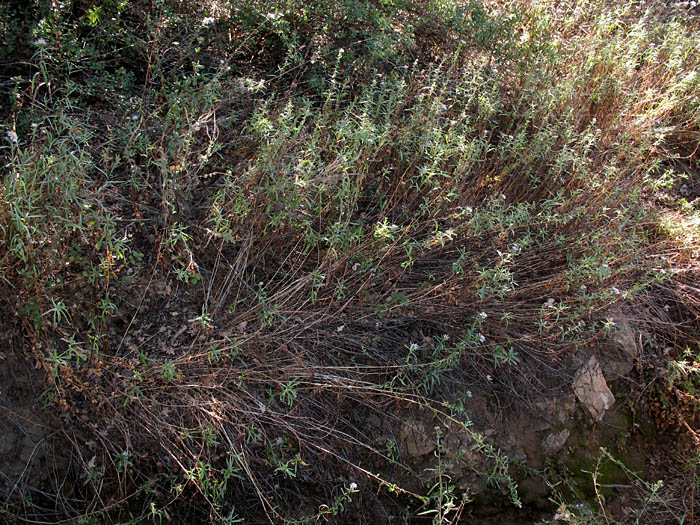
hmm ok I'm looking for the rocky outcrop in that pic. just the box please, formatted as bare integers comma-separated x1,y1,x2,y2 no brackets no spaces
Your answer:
399,420,436,458
542,429,570,455
381,337,635,512
599,317,638,379
572,356,615,421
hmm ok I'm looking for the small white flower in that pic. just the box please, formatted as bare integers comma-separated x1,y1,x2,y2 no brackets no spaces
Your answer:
336,325,344,332
478,334,486,343
546,298,555,305
6,130,18,143
443,334,450,341
408,343,419,352
611,287,621,295
486,374,493,382
580,285,586,291
440,103,447,111
34,37,47,46
349,482,358,490
479,311,488,319
219,59,225,64
500,194,506,200
512,245,520,253
465,390,472,398
202,16,216,26
31,122,38,128
602,263,609,269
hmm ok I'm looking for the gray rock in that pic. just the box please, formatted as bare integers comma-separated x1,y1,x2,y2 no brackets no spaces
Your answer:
533,395,576,428
573,356,615,420
600,317,638,379
399,421,436,458
542,429,570,455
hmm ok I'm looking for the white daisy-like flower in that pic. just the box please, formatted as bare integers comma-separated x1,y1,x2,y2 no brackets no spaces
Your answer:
479,311,488,319
478,334,486,343
202,16,216,25
34,37,47,46
611,287,621,295
7,130,18,143
349,482,358,490
580,284,586,291
336,325,344,332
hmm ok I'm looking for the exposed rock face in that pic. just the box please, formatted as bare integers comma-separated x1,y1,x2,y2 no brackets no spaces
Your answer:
600,317,638,379
572,356,615,421
384,351,632,509
399,420,437,458
533,395,576,428
542,429,570,455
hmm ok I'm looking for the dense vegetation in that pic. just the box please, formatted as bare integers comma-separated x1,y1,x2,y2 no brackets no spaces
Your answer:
1,0,698,522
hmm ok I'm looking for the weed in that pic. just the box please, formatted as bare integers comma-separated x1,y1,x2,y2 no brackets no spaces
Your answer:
1,0,698,522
